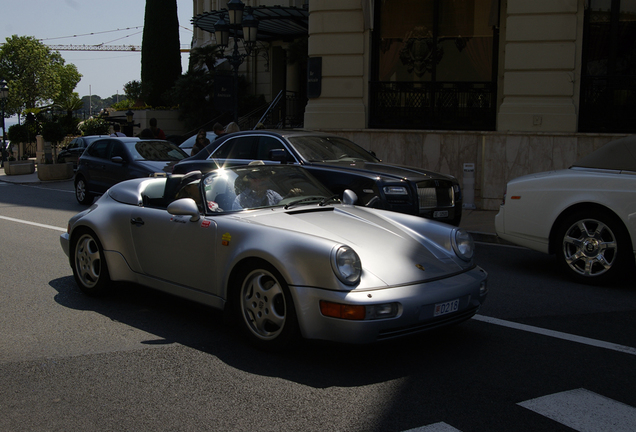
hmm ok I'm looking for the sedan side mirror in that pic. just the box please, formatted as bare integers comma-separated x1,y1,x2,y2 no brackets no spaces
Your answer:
167,198,200,222
269,149,292,164
111,156,125,164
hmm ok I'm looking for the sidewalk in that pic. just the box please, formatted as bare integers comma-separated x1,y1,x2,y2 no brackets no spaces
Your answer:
0,165,501,242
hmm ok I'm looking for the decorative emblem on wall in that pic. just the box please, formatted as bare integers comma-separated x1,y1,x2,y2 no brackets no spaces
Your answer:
399,26,444,77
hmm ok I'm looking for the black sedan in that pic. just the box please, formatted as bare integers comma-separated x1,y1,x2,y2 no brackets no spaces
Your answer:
174,130,462,225
57,135,110,169
75,137,188,205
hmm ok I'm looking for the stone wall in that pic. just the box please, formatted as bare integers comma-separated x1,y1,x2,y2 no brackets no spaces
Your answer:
322,129,628,210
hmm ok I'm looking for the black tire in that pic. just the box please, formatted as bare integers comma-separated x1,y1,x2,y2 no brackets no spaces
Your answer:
75,176,94,205
233,262,299,350
70,230,112,296
556,209,632,284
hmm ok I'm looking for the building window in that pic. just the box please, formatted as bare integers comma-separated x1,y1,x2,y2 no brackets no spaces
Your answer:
580,0,636,132
370,0,499,131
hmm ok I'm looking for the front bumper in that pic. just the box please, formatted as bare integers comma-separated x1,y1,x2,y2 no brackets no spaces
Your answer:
60,233,70,258
290,266,487,344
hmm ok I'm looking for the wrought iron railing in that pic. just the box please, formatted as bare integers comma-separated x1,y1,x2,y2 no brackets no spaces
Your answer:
369,81,496,131
242,90,307,130
579,75,636,133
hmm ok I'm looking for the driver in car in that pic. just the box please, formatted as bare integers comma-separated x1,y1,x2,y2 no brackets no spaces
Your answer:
233,169,283,209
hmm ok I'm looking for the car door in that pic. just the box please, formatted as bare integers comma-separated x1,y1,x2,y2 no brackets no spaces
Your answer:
82,139,111,193
255,136,298,162
209,135,259,166
102,139,133,189
129,205,218,292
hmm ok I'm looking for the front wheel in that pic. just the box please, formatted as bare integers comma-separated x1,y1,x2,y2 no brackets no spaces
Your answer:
71,230,112,296
556,209,632,284
75,176,94,205
234,263,299,350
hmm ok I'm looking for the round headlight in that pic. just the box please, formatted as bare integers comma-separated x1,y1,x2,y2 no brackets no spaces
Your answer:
331,245,362,285
452,229,474,261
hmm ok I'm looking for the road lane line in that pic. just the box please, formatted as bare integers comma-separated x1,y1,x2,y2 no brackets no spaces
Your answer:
0,215,66,232
405,423,461,431
473,314,636,356
519,389,636,431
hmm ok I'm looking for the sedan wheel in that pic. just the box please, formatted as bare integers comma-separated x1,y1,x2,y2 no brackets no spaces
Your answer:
75,176,94,205
236,264,298,349
557,210,630,284
71,231,111,296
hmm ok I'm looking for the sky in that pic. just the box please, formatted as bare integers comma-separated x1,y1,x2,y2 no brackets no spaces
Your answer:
1,0,195,127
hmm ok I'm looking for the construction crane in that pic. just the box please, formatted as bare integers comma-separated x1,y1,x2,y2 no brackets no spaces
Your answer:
47,44,190,53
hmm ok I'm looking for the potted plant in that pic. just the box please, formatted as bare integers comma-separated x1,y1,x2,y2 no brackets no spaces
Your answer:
37,121,73,181
4,124,35,175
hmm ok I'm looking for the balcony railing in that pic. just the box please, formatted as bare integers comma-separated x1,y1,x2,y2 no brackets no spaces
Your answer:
369,81,496,131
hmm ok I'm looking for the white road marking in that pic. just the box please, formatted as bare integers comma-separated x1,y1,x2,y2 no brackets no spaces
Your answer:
519,389,636,431
473,314,636,356
0,215,66,232
404,423,461,431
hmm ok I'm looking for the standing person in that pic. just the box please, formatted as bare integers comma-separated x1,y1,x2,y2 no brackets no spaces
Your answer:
191,129,210,156
224,122,240,134
212,122,225,139
149,118,166,140
110,123,126,137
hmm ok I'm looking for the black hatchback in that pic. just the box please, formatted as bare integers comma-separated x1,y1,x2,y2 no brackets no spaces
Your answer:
57,135,110,169
174,130,462,225
75,137,188,205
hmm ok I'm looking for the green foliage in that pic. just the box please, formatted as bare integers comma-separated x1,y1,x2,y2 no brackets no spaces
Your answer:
41,121,66,144
124,80,143,101
78,117,110,136
0,35,82,115
110,99,135,111
7,123,28,143
142,0,182,107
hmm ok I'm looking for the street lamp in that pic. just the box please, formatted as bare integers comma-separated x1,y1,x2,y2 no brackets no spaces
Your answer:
0,79,8,166
215,0,259,123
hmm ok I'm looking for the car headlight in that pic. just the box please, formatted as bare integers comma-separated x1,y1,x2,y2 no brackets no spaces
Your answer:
452,228,474,261
383,186,408,195
331,245,362,285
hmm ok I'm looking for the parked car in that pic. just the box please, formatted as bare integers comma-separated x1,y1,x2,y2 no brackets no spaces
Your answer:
179,131,218,156
57,135,109,169
495,135,636,284
174,130,463,225
74,137,188,205
60,164,487,349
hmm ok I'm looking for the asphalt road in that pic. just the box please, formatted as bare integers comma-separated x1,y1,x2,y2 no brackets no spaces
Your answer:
1,180,635,432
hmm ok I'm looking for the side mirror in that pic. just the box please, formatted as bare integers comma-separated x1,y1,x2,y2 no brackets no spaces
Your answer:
269,149,292,163
342,189,358,205
167,198,200,222
111,156,124,164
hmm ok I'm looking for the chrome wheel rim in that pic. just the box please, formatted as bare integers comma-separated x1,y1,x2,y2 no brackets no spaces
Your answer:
240,270,286,341
76,179,86,202
562,218,617,278
75,234,102,288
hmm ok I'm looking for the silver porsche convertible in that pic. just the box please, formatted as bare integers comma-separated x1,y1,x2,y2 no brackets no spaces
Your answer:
60,164,487,349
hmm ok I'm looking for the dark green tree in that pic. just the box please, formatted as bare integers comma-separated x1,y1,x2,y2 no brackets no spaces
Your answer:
141,0,182,107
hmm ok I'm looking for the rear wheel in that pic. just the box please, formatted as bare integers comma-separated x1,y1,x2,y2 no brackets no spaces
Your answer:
75,176,93,205
71,230,111,296
556,209,631,284
233,263,299,350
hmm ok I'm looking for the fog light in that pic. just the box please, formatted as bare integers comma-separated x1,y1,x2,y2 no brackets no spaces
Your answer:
320,301,399,320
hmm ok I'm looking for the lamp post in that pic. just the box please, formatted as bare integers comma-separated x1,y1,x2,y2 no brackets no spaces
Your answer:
0,79,8,166
215,0,259,124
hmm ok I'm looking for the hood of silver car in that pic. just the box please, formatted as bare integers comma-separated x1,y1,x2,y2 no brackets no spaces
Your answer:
243,206,466,285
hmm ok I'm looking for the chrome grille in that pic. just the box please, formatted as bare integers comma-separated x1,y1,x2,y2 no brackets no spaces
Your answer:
417,180,455,210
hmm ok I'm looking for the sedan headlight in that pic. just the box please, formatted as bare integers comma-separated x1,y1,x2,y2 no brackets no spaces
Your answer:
452,229,474,261
331,245,362,285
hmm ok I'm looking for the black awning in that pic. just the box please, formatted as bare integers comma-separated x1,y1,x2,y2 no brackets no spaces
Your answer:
192,6,309,42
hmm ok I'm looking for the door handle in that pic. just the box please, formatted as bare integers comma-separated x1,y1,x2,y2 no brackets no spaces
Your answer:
131,217,144,225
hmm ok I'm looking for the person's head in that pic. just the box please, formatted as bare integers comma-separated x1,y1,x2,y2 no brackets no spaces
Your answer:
113,123,121,132
246,170,268,193
196,129,206,140
213,123,224,134
149,118,158,128
225,122,240,134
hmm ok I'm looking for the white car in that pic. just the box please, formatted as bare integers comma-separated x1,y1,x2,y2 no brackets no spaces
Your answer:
495,136,636,284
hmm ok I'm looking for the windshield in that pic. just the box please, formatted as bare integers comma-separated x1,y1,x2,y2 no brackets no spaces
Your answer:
288,136,379,163
127,140,188,161
202,165,336,213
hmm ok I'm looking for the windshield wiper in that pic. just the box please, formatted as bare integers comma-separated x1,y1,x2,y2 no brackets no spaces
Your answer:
319,194,340,206
284,196,325,209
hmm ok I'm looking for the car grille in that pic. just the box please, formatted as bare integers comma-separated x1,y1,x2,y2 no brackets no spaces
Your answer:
417,180,455,210
377,305,479,340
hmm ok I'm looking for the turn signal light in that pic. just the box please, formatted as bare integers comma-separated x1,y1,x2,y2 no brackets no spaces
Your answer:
320,301,366,320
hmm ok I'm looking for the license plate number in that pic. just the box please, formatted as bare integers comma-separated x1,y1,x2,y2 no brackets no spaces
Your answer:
434,299,459,317
433,210,449,218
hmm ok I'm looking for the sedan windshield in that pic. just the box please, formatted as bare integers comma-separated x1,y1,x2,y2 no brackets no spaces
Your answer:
288,136,379,163
127,140,188,161
202,165,337,212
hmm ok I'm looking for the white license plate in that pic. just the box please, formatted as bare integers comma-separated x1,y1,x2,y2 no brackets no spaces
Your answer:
434,299,459,317
433,210,449,218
